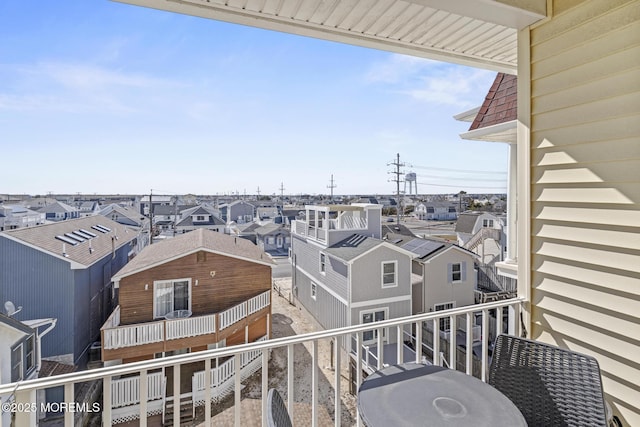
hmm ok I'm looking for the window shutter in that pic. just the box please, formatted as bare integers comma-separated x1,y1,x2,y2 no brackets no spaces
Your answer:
461,262,467,282
447,263,452,283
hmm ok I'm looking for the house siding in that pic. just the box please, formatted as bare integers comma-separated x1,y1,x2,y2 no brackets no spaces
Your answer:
528,0,640,423
350,246,412,305
118,251,271,324
422,250,476,312
0,238,75,361
294,269,348,332
291,235,348,299
350,301,411,345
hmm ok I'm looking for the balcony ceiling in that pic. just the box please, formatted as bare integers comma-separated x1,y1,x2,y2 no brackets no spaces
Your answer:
113,0,547,74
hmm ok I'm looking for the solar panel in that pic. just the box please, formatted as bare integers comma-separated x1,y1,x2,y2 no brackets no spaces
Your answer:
401,239,445,258
55,235,78,246
391,238,403,244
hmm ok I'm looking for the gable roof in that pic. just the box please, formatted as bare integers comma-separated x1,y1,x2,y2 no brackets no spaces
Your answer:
112,228,273,283
324,234,384,262
455,212,481,233
0,313,34,336
1,216,137,269
255,223,285,236
38,201,77,213
470,73,517,131
99,204,148,225
175,206,225,227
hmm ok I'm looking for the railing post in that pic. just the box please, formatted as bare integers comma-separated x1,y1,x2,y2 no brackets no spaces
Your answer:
103,376,112,426
173,363,180,426
234,354,241,427
205,358,211,424
287,344,294,422
466,312,473,375
334,337,341,427
139,370,148,427
63,382,74,427
396,325,403,364
312,340,318,427
261,348,269,427
432,319,440,366
377,328,384,369
356,332,363,427
449,314,457,371
481,309,489,382
14,389,37,427
415,322,422,363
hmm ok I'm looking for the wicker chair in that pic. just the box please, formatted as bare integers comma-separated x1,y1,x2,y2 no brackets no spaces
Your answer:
267,388,293,427
488,334,608,426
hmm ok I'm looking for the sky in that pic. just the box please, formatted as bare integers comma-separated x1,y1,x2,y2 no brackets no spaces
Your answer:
0,1,508,197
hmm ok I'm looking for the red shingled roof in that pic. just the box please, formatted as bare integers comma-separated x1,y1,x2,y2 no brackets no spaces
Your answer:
470,73,517,130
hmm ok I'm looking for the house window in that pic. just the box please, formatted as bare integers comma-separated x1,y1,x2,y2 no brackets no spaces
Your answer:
319,253,326,274
361,308,387,343
451,263,462,282
483,219,494,227
311,282,317,300
435,302,455,331
11,344,23,382
381,261,397,288
267,237,275,245
25,335,35,372
154,279,191,318
426,207,435,213
196,215,205,221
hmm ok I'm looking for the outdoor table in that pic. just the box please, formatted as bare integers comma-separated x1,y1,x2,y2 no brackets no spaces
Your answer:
357,362,527,426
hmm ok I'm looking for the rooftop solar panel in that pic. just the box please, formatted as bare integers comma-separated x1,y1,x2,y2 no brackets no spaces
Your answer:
55,235,78,246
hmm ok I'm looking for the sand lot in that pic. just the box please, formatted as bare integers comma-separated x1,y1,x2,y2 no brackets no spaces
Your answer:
201,277,358,426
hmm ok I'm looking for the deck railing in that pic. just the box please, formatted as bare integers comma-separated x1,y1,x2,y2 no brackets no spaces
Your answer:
1,297,525,427
102,290,270,349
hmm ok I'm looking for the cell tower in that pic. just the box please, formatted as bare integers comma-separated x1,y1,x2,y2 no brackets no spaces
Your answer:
404,172,418,195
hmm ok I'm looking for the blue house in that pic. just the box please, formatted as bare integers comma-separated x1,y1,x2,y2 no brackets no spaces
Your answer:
0,216,138,367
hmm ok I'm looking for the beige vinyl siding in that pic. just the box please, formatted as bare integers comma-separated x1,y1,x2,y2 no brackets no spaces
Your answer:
528,0,640,424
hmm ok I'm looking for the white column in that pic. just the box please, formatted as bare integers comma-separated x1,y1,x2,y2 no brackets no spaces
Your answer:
507,142,518,262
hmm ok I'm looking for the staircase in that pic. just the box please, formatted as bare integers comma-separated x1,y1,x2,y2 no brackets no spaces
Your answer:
464,227,501,252
163,396,194,427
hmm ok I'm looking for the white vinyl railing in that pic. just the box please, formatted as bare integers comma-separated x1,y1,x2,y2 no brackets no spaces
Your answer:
166,313,216,340
1,297,525,427
248,291,270,315
219,301,248,330
111,372,165,408
103,292,270,349
103,321,165,349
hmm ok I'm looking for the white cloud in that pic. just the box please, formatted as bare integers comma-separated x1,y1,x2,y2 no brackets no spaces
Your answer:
365,54,495,107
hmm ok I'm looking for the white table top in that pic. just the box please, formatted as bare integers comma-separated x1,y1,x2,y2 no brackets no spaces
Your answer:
358,362,527,427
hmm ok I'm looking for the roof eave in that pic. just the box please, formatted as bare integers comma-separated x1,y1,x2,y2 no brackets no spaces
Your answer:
459,120,517,144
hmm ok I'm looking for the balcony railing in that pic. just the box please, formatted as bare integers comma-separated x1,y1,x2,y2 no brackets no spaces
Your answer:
102,290,270,350
1,297,525,427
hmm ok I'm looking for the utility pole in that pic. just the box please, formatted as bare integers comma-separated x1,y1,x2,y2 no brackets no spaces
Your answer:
256,186,261,198
279,182,285,204
327,174,337,202
388,153,405,224
149,189,153,245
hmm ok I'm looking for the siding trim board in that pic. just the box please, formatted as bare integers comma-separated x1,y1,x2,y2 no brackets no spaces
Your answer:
351,295,411,309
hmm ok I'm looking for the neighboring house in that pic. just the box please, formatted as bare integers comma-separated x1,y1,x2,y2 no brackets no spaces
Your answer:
256,206,279,222
454,212,504,263
385,233,478,319
137,195,174,216
0,312,57,426
174,205,225,234
414,202,458,221
101,228,273,364
76,201,101,217
219,200,255,224
37,201,79,222
255,223,290,256
99,203,149,228
291,204,415,366
0,205,46,231
0,217,138,366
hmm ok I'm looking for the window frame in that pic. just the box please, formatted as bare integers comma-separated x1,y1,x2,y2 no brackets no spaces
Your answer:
11,343,23,382
360,308,389,344
434,301,456,332
381,261,398,288
451,263,462,282
310,282,317,300
319,252,326,274
153,278,192,319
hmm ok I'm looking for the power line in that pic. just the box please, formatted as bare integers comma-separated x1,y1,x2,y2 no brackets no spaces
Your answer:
387,153,405,223
423,183,507,190
409,164,507,175
415,173,506,182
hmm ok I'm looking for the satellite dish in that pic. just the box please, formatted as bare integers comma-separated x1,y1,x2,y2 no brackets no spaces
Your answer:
4,301,22,317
